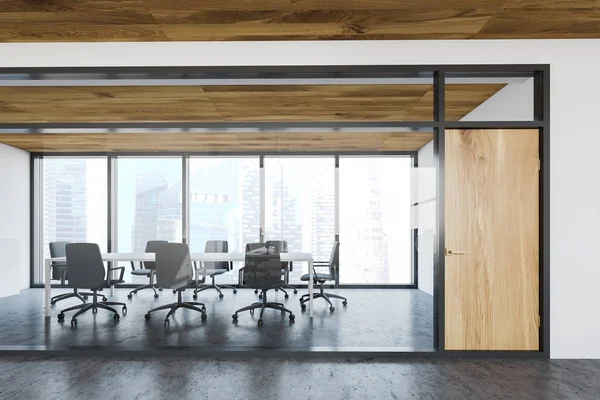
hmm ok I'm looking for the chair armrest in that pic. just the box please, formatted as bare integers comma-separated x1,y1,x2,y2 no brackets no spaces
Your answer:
229,261,234,271
108,266,125,283
192,261,207,284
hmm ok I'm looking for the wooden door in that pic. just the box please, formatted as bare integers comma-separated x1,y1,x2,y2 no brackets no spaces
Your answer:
445,129,539,350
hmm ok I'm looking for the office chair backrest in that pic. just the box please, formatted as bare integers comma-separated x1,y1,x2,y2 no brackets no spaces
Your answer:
143,240,168,270
155,243,193,290
328,242,340,279
243,252,284,290
49,241,69,280
65,243,106,289
245,242,266,253
204,240,230,270
265,240,289,270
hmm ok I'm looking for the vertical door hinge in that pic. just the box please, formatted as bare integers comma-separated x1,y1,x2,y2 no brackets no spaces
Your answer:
538,315,541,327
538,158,541,171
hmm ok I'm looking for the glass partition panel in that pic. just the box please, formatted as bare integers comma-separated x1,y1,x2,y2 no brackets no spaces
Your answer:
264,157,335,284
38,157,107,284
188,157,260,284
339,156,412,284
115,157,182,283
445,73,535,121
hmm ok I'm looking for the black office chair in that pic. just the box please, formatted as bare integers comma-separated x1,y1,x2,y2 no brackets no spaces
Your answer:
233,246,295,326
145,243,207,327
128,240,168,299
300,241,346,312
57,243,127,327
192,240,237,299
265,240,298,298
49,241,94,306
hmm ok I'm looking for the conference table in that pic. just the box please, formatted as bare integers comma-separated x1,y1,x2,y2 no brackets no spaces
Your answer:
45,252,315,319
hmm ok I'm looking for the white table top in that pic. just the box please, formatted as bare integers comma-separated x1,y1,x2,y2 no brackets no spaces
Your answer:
47,252,313,263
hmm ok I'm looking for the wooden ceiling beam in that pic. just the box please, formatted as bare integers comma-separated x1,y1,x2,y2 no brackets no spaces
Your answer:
0,131,434,153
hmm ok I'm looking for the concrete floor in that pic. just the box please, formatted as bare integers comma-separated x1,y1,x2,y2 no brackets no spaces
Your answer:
0,358,598,400
0,288,433,352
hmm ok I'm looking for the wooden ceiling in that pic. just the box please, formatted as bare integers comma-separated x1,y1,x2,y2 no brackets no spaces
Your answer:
0,0,598,41
0,131,434,152
0,84,504,123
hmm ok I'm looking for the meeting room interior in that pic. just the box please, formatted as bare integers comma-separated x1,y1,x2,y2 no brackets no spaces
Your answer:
0,64,546,356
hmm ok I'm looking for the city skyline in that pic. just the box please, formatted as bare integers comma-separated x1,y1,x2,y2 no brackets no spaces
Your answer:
40,156,413,285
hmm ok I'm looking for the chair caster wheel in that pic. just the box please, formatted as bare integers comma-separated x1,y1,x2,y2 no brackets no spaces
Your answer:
158,287,163,291
154,293,159,299
173,289,177,294
233,289,237,294
250,309,254,315
342,300,347,306
219,293,224,299
92,307,98,314
284,294,289,299
258,319,263,327
83,295,88,301
144,313,151,320
301,304,306,311
193,294,198,300
164,319,170,327
71,319,77,327
275,288,279,292
50,300,56,306
232,314,238,321
258,294,263,299
102,297,108,302
329,306,335,312
57,313,65,321
289,314,295,322
114,314,120,321
127,294,133,299
293,290,298,294
254,289,258,294
201,313,207,321
122,306,127,315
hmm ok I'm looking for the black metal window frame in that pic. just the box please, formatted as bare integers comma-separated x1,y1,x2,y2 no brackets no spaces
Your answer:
9,64,548,359
30,151,420,290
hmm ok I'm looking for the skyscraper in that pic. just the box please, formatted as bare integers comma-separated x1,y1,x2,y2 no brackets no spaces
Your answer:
43,159,88,257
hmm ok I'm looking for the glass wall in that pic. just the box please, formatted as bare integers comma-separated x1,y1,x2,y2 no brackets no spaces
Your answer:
188,157,260,284
339,156,413,284
34,154,414,286
39,157,107,282
115,157,182,283
264,157,335,283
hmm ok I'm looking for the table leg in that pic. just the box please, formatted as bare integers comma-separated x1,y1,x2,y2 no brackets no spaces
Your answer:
308,260,313,318
45,259,51,318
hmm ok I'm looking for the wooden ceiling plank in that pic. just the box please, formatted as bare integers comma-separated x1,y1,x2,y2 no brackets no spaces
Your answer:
0,131,434,152
0,84,504,123
142,0,502,12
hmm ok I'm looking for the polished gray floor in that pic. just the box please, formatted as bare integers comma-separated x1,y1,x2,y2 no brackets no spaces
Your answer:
0,358,599,400
0,288,433,352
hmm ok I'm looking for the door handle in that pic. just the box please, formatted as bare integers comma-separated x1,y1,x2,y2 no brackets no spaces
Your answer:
445,248,468,256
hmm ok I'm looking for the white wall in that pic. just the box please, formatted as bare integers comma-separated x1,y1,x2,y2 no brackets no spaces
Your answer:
1,39,599,358
415,141,435,296
0,143,30,297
